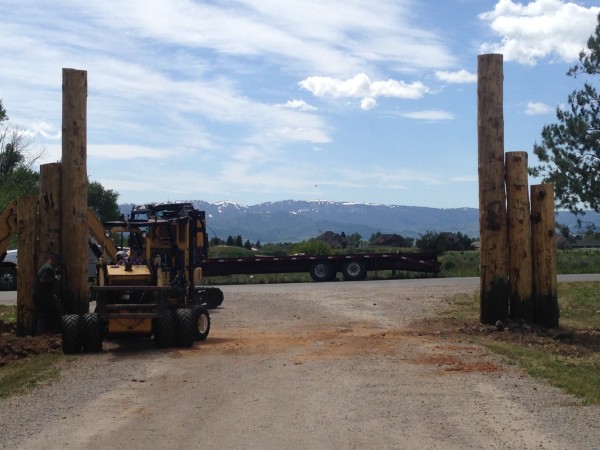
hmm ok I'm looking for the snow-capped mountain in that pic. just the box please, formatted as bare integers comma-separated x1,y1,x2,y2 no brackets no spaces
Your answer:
119,199,597,244
120,200,480,242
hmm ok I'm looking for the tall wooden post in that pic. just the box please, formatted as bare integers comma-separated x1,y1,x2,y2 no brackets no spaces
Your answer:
531,184,559,328
505,152,533,321
16,196,38,336
38,163,62,269
478,54,509,324
61,68,89,315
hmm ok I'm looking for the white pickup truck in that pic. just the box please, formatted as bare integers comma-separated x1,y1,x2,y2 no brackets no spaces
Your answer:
0,249,17,291
0,248,100,291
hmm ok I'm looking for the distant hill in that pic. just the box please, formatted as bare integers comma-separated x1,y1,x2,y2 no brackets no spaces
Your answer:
118,200,600,244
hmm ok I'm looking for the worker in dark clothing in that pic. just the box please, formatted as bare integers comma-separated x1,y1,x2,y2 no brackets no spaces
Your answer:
34,253,63,335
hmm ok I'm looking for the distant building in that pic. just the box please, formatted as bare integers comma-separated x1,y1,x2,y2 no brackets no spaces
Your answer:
371,233,411,247
316,231,346,249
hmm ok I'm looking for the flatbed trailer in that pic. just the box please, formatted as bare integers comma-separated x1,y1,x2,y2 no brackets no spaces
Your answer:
201,252,440,282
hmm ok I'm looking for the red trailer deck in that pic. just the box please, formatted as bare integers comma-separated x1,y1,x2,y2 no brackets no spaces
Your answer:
202,252,440,282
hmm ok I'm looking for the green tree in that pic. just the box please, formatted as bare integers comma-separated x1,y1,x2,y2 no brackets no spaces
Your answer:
0,103,42,209
210,236,223,246
88,180,120,221
370,231,382,241
455,232,475,249
0,99,7,122
416,230,440,253
346,232,362,248
531,13,600,213
0,166,39,208
235,235,243,247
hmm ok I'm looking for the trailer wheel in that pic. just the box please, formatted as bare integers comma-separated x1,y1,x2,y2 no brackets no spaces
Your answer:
309,262,336,282
191,306,211,341
342,260,366,281
175,308,195,348
155,310,176,348
61,314,82,354
81,313,102,353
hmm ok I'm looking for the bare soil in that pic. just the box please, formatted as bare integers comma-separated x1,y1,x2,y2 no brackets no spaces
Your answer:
2,306,598,367
0,322,62,366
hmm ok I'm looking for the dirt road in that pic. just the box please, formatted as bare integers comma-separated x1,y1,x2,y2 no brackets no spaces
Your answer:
1,279,599,449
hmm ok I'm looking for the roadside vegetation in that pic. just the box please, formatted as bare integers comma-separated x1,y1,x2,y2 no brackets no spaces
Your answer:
0,353,65,399
0,304,15,323
0,305,69,399
437,283,600,405
439,249,600,278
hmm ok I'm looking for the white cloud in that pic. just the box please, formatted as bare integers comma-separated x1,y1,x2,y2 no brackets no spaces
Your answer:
335,167,446,189
480,0,600,65
280,99,317,111
77,0,456,76
299,73,429,109
25,121,61,140
88,145,170,160
450,176,477,182
361,98,377,110
402,110,454,121
525,101,553,115
435,69,477,84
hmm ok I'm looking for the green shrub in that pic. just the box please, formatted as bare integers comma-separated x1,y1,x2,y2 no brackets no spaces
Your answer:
291,240,332,256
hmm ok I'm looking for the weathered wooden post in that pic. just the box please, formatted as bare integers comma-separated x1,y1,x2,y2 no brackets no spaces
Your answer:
38,163,62,268
61,68,89,315
505,151,533,321
531,184,559,328
478,54,509,324
16,196,38,336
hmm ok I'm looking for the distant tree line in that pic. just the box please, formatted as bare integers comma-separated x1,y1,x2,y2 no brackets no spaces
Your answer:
208,229,477,255
210,235,262,250
415,231,475,253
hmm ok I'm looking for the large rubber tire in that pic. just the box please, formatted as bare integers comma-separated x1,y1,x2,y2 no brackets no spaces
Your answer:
175,308,195,348
205,287,224,309
195,287,224,309
342,260,367,281
82,313,103,353
191,306,211,341
155,310,176,348
61,314,82,354
309,262,336,282
0,267,17,291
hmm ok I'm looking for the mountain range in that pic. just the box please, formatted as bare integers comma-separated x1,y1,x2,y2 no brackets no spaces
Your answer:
119,200,600,244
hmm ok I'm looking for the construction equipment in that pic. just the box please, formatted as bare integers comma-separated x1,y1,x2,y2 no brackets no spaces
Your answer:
62,202,223,353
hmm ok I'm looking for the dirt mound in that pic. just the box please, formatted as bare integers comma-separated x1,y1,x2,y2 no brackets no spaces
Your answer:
0,321,62,366
0,320,15,334
412,316,600,358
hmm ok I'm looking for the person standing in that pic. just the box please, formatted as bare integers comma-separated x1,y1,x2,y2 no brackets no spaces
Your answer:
33,253,63,335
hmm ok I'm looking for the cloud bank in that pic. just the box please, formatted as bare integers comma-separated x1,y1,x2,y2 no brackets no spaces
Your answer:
480,0,600,65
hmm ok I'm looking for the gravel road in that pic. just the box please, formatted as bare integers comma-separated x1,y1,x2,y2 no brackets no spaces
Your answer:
1,279,599,449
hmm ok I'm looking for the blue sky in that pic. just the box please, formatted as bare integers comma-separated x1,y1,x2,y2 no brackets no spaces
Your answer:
1,0,599,208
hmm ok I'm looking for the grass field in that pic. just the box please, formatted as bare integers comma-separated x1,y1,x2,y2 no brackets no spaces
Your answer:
440,283,600,405
0,304,16,324
437,249,600,278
